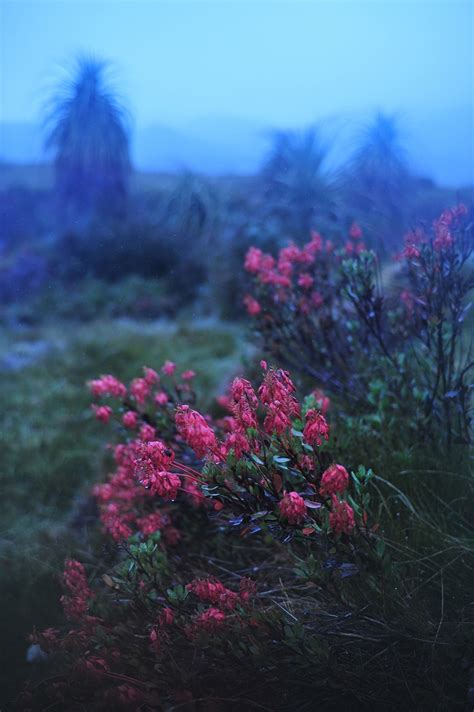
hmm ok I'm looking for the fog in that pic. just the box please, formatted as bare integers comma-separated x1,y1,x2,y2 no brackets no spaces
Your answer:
1,0,472,184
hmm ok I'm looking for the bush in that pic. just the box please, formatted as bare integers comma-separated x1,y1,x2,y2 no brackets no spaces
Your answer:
17,206,474,710
19,368,473,709
242,206,473,449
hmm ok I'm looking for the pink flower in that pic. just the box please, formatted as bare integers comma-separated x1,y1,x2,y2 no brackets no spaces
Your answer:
101,503,134,541
279,491,307,525
244,246,275,274
133,440,176,496
258,368,300,435
329,496,355,535
243,294,262,316
137,511,167,535
187,578,238,610
162,360,176,376
158,607,175,627
60,560,93,620
88,375,127,399
433,217,454,251
307,230,323,254
139,423,156,442
175,405,218,458
320,464,349,496
260,270,291,288
278,258,293,277
130,378,150,406
303,409,330,446
154,391,169,406
298,272,314,289
193,607,226,632
220,431,251,459
299,454,315,471
138,468,181,500
92,405,112,423
181,369,196,381
402,244,420,259
143,367,159,384
349,221,363,239
279,242,313,266
122,410,138,429
230,377,258,431
263,407,294,434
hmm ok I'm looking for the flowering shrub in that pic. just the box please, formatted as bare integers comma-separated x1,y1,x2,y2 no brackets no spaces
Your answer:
243,207,473,447
20,359,387,710
19,207,474,711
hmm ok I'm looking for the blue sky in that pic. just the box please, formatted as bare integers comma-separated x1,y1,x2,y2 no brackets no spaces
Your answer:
0,0,473,182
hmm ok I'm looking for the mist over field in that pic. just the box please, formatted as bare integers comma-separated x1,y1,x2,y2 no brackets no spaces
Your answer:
1,1,473,185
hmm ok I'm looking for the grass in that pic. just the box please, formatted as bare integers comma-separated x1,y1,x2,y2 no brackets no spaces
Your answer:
0,317,250,706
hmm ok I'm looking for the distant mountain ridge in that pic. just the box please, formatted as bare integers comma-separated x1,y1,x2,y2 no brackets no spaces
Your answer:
1,108,472,186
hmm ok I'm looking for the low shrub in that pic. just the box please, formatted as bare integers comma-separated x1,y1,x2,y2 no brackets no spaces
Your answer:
19,359,473,710
242,205,473,449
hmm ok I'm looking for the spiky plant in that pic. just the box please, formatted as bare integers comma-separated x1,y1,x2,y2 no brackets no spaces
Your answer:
261,126,336,240
44,55,131,226
346,112,410,247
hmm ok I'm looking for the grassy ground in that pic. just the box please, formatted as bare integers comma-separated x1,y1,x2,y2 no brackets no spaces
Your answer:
0,317,250,707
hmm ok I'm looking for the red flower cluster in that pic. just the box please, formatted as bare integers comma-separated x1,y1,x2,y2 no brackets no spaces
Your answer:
258,366,300,434
243,224,366,319
60,560,93,621
192,607,226,633
229,377,258,431
92,404,112,423
87,361,361,548
345,221,366,255
88,374,127,399
329,496,355,535
279,491,307,524
400,205,467,261
320,464,349,496
92,438,178,541
303,409,330,446
175,405,218,459
187,578,239,610
134,440,180,500
122,410,138,429
243,294,262,316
